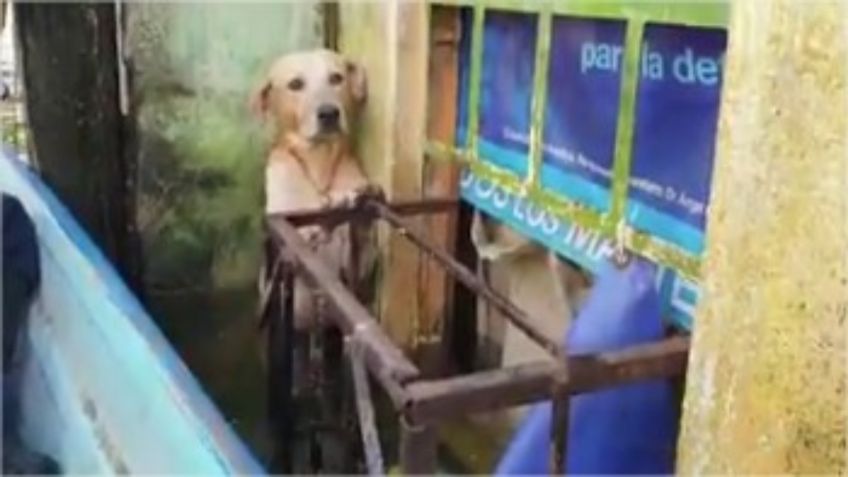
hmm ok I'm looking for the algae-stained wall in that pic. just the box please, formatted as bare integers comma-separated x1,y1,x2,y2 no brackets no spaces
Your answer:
127,3,323,292
336,1,393,185
678,0,847,473
124,3,323,455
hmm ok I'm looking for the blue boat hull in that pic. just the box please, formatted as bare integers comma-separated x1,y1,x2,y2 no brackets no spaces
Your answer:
1,150,263,474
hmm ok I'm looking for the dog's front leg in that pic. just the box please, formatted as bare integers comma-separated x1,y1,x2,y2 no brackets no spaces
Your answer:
345,220,378,304
340,183,385,209
300,224,332,247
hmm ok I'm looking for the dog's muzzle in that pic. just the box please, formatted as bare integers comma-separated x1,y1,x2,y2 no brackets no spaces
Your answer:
317,104,341,133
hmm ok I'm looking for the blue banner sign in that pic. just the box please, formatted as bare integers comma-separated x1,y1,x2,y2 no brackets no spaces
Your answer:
456,11,727,330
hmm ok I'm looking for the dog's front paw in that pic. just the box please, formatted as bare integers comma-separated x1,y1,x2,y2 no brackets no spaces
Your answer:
342,184,384,208
301,226,331,247
356,184,384,201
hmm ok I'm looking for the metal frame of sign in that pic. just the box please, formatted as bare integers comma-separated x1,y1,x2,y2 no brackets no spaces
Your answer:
425,0,728,283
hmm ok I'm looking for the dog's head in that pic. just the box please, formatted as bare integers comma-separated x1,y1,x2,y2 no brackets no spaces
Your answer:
251,49,367,144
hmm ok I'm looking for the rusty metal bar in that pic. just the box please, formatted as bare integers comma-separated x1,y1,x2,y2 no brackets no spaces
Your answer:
266,216,420,392
367,199,563,358
399,417,438,475
348,339,385,476
266,253,295,473
267,197,458,229
266,196,692,473
550,393,570,474
549,366,570,474
405,336,689,424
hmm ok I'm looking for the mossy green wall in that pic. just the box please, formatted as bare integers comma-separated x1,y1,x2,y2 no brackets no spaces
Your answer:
678,0,847,473
127,3,323,291
125,3,323,457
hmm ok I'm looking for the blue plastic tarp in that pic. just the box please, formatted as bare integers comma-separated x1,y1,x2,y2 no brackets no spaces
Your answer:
495,259,678,475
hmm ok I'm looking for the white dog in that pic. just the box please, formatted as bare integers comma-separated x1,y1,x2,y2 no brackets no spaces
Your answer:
252,49,376,331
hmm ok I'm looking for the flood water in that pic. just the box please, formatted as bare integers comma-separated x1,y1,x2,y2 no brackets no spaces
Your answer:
149,286,488,473
148,287,275,464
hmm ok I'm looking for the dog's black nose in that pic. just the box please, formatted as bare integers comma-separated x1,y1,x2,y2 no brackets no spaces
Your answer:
317,104,340,129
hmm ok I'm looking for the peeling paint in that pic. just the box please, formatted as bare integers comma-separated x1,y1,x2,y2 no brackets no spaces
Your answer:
82,396,130,475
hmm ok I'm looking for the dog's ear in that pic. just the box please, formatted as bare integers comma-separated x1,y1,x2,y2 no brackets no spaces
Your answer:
249,79,272,119
346,60,367,105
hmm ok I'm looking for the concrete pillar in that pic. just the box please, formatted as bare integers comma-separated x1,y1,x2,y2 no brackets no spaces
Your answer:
677,0,847,474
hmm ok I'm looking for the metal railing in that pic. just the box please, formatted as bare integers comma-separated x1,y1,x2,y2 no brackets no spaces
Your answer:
262,193,688,474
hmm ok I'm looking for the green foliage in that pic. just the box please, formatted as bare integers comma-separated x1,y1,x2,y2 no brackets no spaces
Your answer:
0,120,28,153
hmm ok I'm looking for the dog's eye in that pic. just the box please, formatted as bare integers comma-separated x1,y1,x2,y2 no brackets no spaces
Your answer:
328,72,344,86
287,77,305,91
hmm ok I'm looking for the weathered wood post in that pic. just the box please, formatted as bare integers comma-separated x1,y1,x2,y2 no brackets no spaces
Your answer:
677,0,847,473
15,3,142,292
338,1,456,370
